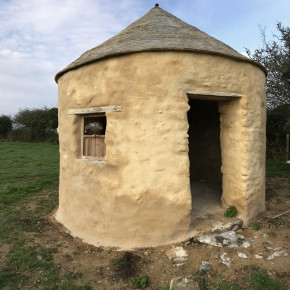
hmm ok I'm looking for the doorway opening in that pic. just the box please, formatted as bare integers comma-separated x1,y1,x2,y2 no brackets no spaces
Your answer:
187,99,223,221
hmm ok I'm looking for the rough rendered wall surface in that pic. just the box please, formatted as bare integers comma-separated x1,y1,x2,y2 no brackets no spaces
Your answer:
57,51,266,248
219,66,266,223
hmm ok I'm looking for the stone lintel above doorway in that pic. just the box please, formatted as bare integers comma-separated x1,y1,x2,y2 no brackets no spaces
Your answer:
186,91,242,101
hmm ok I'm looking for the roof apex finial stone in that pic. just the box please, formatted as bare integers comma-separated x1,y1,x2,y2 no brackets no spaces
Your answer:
155,3,159,7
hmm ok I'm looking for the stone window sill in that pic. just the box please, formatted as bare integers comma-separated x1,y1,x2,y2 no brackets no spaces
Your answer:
81,158,105,164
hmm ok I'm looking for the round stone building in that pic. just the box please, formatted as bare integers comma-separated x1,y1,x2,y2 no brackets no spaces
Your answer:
55,5,266,248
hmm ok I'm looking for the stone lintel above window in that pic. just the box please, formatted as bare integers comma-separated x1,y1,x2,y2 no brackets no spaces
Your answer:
68,106,122,115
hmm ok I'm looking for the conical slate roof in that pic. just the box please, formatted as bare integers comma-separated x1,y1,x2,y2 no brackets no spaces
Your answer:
55,5,266,82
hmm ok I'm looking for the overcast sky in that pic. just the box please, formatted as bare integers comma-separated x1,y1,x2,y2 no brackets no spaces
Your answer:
1,0,290,116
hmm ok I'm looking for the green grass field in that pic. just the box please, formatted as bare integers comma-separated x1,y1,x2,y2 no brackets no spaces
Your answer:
0,141,288,289
266,159,290,178
0,141,89,289
0,142,59,243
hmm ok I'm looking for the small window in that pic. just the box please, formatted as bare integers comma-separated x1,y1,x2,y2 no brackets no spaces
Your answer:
82,114,106,159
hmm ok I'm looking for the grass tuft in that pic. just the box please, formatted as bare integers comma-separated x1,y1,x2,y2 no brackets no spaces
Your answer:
252,223,261,231
131,275,150,289
243,265,287,290
224,206,238,218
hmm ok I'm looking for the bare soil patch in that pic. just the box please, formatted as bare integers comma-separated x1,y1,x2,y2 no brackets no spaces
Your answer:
0,244,10,271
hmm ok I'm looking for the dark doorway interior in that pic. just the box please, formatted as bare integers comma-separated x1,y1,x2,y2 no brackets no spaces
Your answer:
187,99,222,217
188,99,222,185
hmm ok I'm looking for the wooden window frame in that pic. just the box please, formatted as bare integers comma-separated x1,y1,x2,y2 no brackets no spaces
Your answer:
68,105,122,162
81,113,106,160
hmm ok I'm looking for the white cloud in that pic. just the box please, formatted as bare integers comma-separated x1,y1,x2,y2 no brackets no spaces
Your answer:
0,49,58,115
0,0,145,115
239,51,250,58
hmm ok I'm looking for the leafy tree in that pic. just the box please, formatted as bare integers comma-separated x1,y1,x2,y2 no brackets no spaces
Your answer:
266,104,290,159
0,115,12,138
246,23,290,109
13,107,58,142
